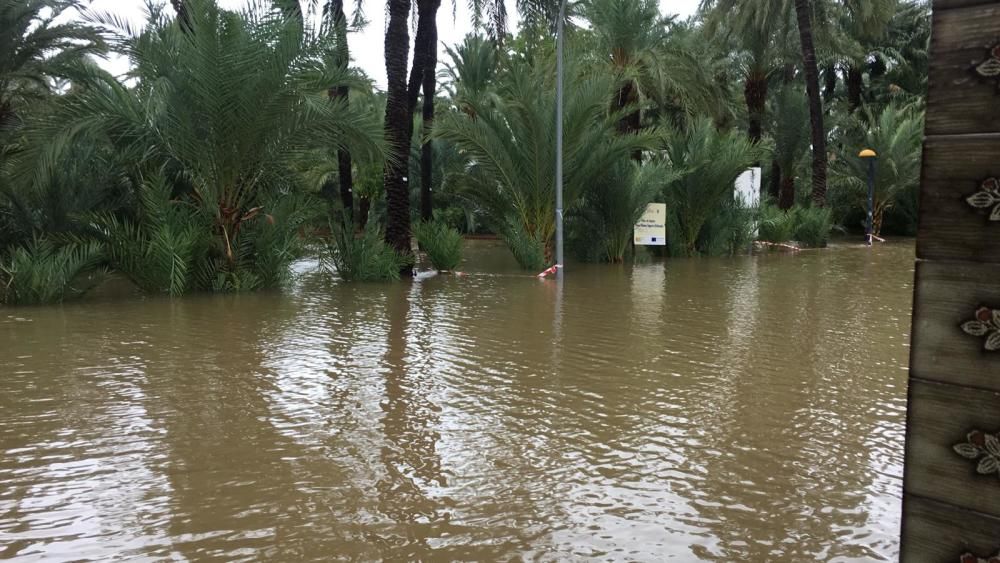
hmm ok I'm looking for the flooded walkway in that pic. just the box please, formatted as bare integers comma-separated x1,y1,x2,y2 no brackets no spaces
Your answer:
0,242,913,561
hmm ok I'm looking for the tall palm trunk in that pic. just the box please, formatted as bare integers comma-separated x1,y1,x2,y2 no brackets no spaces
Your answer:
744,68,767,144
846,64,863,111
614,79,642,161
331,0,354,221
416,0,441,221
793,0,828,207
383,0,414,258
420,50,437,221
769,159,781,201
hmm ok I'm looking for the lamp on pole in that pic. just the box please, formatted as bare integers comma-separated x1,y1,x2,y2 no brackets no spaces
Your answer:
859,148,878,246
554,0,568,280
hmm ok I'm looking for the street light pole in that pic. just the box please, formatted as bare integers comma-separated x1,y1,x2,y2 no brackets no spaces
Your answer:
859,149,878,246
555,0,567,280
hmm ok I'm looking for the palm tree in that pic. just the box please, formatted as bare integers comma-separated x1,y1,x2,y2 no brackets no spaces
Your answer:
584,0,725,153
699,0,794,145
441,34,499,118
410,0,442,221
24,0,382,292
433,59,654,268
0,0,103,134
659,118,767,256
382,0,413,259
832,103,922,236
793,0,829,206
771,85,810,209
836,0,897,111
316,0,362,220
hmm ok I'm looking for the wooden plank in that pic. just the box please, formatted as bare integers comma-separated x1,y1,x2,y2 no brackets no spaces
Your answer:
902,495,1000,562
911,261,1000,391
918,134,1000,263
904,379,1000,520
926,4,1000,136
935,0,1000,10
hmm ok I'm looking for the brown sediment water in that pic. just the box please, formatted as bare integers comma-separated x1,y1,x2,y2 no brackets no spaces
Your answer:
0,240,913,561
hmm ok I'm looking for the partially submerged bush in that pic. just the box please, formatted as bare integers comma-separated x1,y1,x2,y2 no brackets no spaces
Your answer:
756,205,835,248
757,205,798,244
0,239,103,305
501,219,546,271
326,219,407,282
700,201,756,256
794,207,833,248
413,220,463,271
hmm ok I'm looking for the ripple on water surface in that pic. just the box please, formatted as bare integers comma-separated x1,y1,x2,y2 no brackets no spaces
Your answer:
0,241,913,561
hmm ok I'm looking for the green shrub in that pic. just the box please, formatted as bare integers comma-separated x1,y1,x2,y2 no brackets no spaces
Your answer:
500,219,546,271
757,205,797,243
0,239,103,305
794,207,834,248
700,201,757,256
326,219,407,282
413,220,463,271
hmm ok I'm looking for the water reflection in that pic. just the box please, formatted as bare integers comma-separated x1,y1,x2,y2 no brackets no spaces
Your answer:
0,242,913,561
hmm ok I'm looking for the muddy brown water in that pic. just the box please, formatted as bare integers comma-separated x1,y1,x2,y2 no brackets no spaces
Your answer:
0,241,914,561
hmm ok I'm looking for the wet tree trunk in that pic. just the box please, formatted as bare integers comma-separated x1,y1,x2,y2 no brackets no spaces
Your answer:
420,76,436,221
358,197,371,229
383,0,414,260
744,69,768,145
822,64,837,102
330,0,354,222
779,176,796,210
794,0,828,207
846,64,864,112
769,159,782,201
615,80,643,161
418,0,441,221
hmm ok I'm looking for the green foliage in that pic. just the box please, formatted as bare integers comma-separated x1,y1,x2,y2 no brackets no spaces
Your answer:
699,201,757,256
93,177,209,296
0,238,102,305
413,220,463,271
757,205,835,247
572,161,674,263
17,0,382,294
500,218,546,271
326,219,406,282
794,206,833,248
0,0,105,135
660,118,767,256
757,205,797,243
434,56,655,265
831,103,923,236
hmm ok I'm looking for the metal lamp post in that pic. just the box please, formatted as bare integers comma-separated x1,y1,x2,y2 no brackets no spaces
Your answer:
554,0,568,280
859,148,878,246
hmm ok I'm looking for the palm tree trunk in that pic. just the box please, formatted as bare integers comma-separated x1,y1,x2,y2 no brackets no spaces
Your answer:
822,64,837,102
330,0,354,222
418,0,441,221
359,196,371,229
420,63,437,221
769,159,781,201
744,68,768,144
614,80,642,161
779,176,796,210
383,0,413,259
794,0,828,207
846,64,863,111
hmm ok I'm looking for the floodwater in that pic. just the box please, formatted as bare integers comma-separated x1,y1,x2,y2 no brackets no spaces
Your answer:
0,241,913,561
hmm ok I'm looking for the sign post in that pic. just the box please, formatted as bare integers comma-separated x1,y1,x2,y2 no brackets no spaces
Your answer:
634,203,667,246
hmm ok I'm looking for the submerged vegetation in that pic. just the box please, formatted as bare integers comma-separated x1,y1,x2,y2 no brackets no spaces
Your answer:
0,0,929,303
